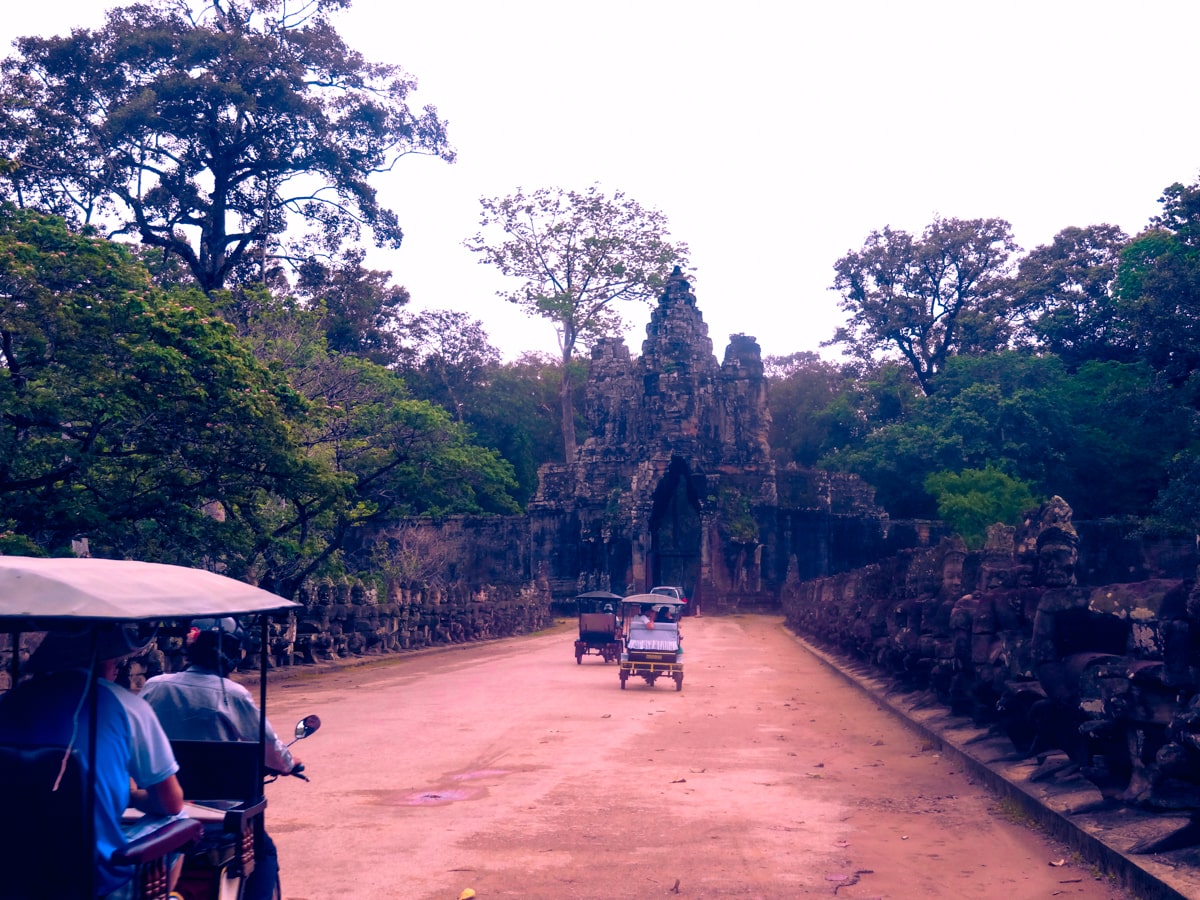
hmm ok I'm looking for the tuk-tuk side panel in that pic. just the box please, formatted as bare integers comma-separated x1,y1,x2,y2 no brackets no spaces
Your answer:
578,612,618,640
626,622,679,651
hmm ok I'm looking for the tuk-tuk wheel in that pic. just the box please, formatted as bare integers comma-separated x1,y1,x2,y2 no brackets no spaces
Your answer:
575,650,583,664
619,672,628,689
674,674,684,691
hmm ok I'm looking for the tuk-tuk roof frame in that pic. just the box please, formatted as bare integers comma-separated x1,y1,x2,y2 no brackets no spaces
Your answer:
620,593,686,608
574,590,624,601
0,556,297,626
0,556,298,863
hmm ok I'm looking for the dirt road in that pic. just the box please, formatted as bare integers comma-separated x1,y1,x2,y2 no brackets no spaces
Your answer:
261,615,1135,900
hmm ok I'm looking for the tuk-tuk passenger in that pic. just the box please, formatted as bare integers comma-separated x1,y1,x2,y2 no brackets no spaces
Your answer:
141,617,299,900
0,624,185,899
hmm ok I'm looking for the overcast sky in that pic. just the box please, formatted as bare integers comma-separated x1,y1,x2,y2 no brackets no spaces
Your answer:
5,1,1200,363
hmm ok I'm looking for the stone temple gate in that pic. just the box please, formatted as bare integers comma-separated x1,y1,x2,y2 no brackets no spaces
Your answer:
528,268,907,610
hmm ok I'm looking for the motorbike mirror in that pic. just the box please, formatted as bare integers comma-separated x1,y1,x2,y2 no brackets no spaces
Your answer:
294,714,321,741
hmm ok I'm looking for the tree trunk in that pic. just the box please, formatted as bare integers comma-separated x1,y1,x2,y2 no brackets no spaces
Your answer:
560,362,577,462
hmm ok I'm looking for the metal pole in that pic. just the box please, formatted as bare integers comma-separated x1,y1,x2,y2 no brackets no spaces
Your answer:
256,613,268,801
7,630,18,688
85,627,99,900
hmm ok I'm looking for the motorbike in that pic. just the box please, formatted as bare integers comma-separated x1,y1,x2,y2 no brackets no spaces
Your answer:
171,715,321,900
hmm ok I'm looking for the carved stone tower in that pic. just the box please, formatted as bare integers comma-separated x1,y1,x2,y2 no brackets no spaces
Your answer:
529,268,788,608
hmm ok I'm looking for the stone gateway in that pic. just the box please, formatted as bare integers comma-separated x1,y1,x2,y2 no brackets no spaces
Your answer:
529,266,907,611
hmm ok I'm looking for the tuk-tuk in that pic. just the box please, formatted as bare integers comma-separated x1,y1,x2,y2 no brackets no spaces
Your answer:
0,556,309,900
618,593,684,691
573,590,623,664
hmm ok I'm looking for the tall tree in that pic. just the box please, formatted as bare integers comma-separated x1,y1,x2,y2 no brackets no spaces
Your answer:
227,290,520,593
1010,224,1131,367
766,352,858,468
465,184,689,460
294,249,412,366
398,309,500,420
828,217,1018,394
463,353,574,506
0,204,325,567
1113,178,1200,385
0,0,453,292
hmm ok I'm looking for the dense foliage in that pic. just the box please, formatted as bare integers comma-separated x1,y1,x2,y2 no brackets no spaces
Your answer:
0,206,519,594
466,184,688,461
924,467,1036,550
828,217,1018,395
0,206,319,570
0,0,453,291
785,177,1200,540
5,0,1200,577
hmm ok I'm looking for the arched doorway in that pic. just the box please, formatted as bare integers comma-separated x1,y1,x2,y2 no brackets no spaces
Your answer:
648,458,702,595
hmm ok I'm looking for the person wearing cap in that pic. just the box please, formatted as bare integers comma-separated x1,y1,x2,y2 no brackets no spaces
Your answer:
141,617,299,900
0,623,185,899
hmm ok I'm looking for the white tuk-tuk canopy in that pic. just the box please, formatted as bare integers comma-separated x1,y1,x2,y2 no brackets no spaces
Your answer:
0,556,297,624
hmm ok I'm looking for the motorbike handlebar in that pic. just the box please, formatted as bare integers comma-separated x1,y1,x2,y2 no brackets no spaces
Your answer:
264,763,309,782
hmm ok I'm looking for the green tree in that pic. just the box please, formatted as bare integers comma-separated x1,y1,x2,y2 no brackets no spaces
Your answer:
0,0,453,292
822,352,1190,521
398,309,501,421
1010,224,1132,367
1113,178,1200,386
924,467,1037,550
767,352,859,467
225,288,521,592
0,207,521,592
293,249,412,367
465,184,689,461
828,217,1018,394
1150,447,1200,534
768,353,921,470
0,204,324,567
463,353,576,506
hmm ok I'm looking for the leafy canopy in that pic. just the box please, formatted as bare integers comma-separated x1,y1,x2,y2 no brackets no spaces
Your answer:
1113,178,1200,385
0,206,522,592
924,467,1037,550
0,0,453,291
820,352,1191,522
0,203,321,567
828,217,1018,395
1009,224,1132,368
465,184,688,460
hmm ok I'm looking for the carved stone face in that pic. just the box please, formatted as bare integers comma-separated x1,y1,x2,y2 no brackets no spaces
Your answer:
1038,542,1077,588
939,552,965,597
980,563,1010,591
1014,564,1035,589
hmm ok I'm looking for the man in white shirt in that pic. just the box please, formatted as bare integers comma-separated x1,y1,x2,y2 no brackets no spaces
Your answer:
142,618,299,900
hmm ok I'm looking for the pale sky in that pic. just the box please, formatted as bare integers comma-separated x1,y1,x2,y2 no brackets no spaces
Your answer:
4,1,1200,363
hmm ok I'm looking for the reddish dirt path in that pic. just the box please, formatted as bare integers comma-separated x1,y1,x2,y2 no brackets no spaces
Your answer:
260,615,1136,899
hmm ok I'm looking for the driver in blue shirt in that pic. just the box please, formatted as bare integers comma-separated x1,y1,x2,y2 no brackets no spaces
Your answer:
0,623,185,898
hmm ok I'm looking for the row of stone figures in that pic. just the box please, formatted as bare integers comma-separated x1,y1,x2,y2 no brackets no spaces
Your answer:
781,496,1200,813
2,577,553,693
276,578,551,666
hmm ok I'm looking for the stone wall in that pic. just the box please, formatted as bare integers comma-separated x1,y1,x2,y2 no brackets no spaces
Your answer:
0,514,552,688
781,496,1200,812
